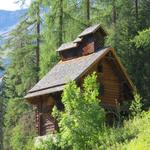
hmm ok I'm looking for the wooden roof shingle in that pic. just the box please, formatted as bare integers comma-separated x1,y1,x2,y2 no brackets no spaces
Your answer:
26,48,110,98
73,37,83,43
25,85,64,99
56,24,107,52
57,42,78,52
78,24,107,37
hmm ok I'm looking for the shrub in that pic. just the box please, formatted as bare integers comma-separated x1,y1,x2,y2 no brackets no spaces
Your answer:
53,72,106,150
130,93,142,116
34,134,60,150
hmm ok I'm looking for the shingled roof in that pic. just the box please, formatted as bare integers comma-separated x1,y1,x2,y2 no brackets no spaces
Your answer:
57,42,78,52
25,47,110,99
25,24,135,99
78,24,107,37
57,24,107,52
73,37,83,43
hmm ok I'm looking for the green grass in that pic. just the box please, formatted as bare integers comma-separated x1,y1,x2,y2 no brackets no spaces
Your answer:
110,110,150,150
34,110,150,150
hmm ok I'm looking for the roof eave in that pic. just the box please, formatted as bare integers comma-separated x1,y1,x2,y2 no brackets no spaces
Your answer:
25,85,64,99
78,24,107,38
57,43,78,52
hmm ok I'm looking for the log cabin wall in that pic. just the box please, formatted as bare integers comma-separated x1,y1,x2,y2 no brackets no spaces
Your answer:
35,92,64,135
59,28,107,61
94,29,105,51
60,35,95,61
78,55,130,109
35,54,132,135
81,35,95,55
36,101,42,135
81,29,107,55
26,25,135,135
35,95,58,135
100,58,122,107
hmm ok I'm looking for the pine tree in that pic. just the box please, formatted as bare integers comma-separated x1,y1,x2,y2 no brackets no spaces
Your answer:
3,33,36,149
0,42,4,70
40,0,86,76
135,0,139,22
28,0,42,81
131,28,150,106
1,0,150,149
85,0,90,25
0,86,4,150
0,59,3,70
2,2,43,147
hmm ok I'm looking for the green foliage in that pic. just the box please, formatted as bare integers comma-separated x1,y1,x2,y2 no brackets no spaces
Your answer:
33,72,149,150
130,93,142,116
0,48,4,70
1,0,150,149
3,98,36,150
35,106,150,150
2,18,38,149
130,28,150,106
97,0,150,107
0,60,4,70
4,20,38,97
34,134,60,150
2,1,42,148
40,0,88,76
115,110,150,150
0,94,4,150
10,125,34,150
51,73,105,150
95,110,150,150
133,28,150,48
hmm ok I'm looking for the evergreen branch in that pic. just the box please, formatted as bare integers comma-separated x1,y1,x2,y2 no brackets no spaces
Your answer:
63,11,87,27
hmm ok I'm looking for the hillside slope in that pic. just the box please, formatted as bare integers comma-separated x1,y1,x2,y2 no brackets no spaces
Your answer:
0,9,26,35
0,9,26,77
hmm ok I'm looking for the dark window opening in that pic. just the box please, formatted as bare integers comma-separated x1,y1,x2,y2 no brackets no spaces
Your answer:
100,84,104,96
123,83,133,100
60,48,81,60
98,64,103,73
56,100,64,111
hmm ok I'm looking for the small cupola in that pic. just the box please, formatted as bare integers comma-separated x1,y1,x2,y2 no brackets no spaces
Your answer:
57,24,107,61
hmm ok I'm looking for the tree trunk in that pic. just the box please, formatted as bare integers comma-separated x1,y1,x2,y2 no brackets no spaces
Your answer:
85,0,90,26
36,2,40,81
135,0,138,21
58,0,63,46
112,0,116,26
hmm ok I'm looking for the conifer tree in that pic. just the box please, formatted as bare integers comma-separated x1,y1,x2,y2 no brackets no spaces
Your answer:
1,0,150,149
40,0,85,76
28,0,42,81
2,1,43,147
3,23,36,149
0,87,4,150
0,42,4,70
85,0,90,25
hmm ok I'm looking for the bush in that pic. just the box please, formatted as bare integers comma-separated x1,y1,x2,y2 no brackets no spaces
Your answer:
56,73,105,150
33,73,150,150
34,134,60,150
130,93,142,116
